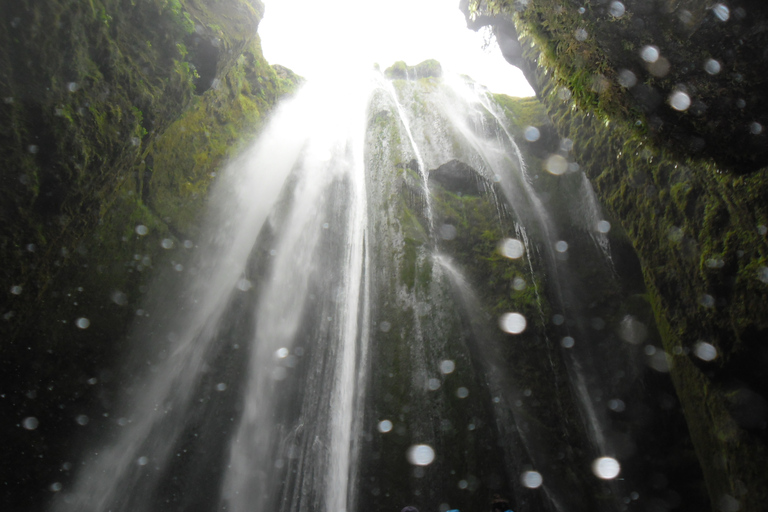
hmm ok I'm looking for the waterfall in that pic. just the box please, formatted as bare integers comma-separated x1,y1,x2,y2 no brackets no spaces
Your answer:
54,69,665,512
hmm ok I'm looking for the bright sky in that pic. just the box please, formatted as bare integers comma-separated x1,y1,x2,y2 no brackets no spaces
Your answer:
258,0,535,97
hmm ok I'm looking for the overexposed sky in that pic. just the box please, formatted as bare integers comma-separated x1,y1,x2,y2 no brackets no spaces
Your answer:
258,0,535,97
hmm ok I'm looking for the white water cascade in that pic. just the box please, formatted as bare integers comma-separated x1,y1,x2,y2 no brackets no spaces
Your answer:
53,69,674,512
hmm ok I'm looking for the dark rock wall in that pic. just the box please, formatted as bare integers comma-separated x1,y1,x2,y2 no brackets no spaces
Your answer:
462,0,768,509
0,1,299,509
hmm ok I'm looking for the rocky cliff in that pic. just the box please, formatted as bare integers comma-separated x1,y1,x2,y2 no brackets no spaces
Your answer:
462,0,768,509
0,1,299,509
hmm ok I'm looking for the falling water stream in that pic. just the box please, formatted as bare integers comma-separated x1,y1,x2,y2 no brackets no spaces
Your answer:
54,69,665,512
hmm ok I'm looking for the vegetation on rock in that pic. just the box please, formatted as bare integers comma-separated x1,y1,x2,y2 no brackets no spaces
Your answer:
384,59,443,80
0,1,300,509
465,0,768,171
463,1,768,508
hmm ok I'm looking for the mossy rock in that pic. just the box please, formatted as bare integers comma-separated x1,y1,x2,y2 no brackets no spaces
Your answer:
466,0,768,172
384,59,443,80
0,1,299,508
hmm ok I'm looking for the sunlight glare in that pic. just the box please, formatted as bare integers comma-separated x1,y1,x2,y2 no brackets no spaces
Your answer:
259,0,534,96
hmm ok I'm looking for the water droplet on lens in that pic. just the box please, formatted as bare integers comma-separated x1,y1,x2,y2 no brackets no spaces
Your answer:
174,263,184,272
236,278,252,291
440,360,455,374
135,225,148,236
75,317,90,329
440,224,457,240
705,59,721,75
700,294,715,308
712,3,730,21
456,387,469,398
216,382,227,391
640,46,659,63
718,494,740,512
137,456,148,466
669,91,691,111
597,220,611,233
618,315,647,345
694,341,717,361
499,238,524,259
499,312,527,334
592,457,621,479
407,444,435,466
555,241,568,253
161,238,174,249
458,479,469,489
379,321,391,332
524,126,540,141
111,290,128,305
545,154,568,175
23,417,39,430
609,1,625,18
50,482,63,492
76,414,89,426
706,258,725,269
750,122,763,135
608,399,626,412
575,28,588,41
10,285,22,295
276,347,289,359
428,378,441,391
378,420,393,433
183,240,194,249
522,470,543,488
617,69,637,88
561,336,575,348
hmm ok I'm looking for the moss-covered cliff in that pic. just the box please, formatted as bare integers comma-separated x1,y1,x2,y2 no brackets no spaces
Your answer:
359,73,703,511
0,1,299,509
463,1,768,509
466,0,768,172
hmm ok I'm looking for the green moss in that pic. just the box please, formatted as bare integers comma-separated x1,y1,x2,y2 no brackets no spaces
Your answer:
384,59,443,79
512,28,768,508
461,2,768,503
493,94,548,127
146,35,301,236
0,1,298,507
471,0,768,170
430,182,550,326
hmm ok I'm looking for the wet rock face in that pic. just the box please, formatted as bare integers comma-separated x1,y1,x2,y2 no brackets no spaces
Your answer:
429,159,485,196
0,1,300,510
471,0,768,172
384,59,443,80
460,1,768,508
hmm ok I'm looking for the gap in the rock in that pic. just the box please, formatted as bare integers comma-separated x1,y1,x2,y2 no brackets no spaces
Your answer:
258,0,535,97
